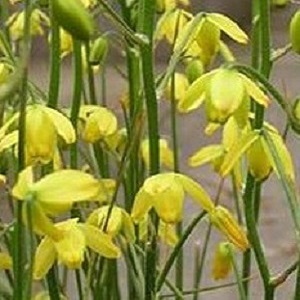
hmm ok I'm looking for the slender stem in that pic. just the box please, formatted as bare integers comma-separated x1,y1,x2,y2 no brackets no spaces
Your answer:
156,211,207,293
13,0,32,298
48,2,61,109
70,39,82,168
137,0,160,298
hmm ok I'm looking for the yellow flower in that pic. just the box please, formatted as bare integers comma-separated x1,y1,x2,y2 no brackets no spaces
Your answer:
6,9,49,41
25,105,75,165
179,68,269,124
87,205,135,242
60,29,73,58
140,138,174,169
79,105,118,143
212,242,233,280
155,9,192,44
209,206,249,251
131,172,214,224
12,167,107,238
34,218,121,279
0,252,12,270
220,124,295,182
175,13,248,66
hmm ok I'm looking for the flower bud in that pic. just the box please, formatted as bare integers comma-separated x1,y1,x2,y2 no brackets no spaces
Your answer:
212,242,232,280
185,59,204,83
290,10,300,55
247,137,272,181
52,0,95,41
89,37,108,66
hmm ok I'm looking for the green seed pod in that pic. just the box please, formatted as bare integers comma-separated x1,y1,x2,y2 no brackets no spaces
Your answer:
89,37,108,66
290,10,300,55
185,59,204,83
52,0,95,41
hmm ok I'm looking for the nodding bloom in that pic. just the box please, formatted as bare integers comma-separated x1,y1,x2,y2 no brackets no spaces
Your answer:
12,167,112,239
179,68,270,125
87,205,135,243
59,28,73,58
6,9,49,41
25,104,75,165
174,13,248,66
212,242,233,280
33,218,121,280
131,172,215,224
140,138,174,169
79,105,118,144
209,206,249,252
0,252,12,270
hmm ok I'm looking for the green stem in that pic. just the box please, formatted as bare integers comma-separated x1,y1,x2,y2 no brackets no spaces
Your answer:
137,0,160,298
156,211,207,293
70,39,82,168
48,3,61,109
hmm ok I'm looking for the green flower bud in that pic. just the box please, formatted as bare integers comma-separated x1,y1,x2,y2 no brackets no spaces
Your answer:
185,59,204,83
290,10,300,55
89,37,108,66
52,0,95,41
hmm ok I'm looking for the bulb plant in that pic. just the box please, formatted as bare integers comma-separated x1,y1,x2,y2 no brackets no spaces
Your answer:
0,0,299,299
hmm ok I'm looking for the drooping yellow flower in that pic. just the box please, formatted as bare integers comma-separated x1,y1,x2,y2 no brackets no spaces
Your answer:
131,172,214,224
0,252,12,270
26,104,75,165
87,205,135,242
212,242,233,280
175,13,248,66
6,9,49,41
79,105,118,143
155,9,192,44
179,68,269,124
220,124,295,182
34,218,120,279
141,138,174,169
209,206,249,251
12,167,109,238
60,28,73,58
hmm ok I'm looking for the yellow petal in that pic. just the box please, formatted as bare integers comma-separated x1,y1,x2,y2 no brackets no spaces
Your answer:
42,106,76,144
239,73,270,107
34,237,56,280
207,13,248,44
32,170,101,206
220,130,259,176
12,166,34,200
212,242,233,280
178,70,216,113
0,130,18,152
210,206,249,251
158,221,179,247
131,189,153,223
81,224,121,258
0,252,12,269
176,173,215,212
188,145,224,167
24,201,63,240
55,220,85,269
